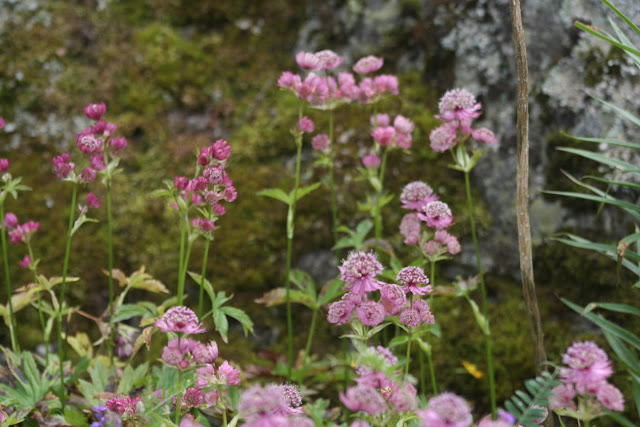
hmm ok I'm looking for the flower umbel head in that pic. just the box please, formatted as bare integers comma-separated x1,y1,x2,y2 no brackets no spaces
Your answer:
155,306,205,335
338,251,384,295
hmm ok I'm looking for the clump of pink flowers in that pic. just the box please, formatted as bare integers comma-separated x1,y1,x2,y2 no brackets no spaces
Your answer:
549,341,624,421
429,88,497,156
238,383,311,426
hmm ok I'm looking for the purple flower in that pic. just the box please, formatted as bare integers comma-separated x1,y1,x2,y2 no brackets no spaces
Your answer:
87,192,101,208
430,122,458,152
0,158,9,173
560,341,613,393
311,134,330,153
19,255,32,268
174,176,189,190
327,300,353,325
298,116,314,133
548,383,577,410
155,306,205,335
183,387,204,408
338,251,384,295
211,139,231,160
399,213,421,245
400,181,438,211
296,51,322,71
596,381,624,411
396,266,431,296
198,218,215,233
362,154,380,169
90,154,106,171
77,131,103,154
179,414,204,427
217,360,241,385
0,117,4,129
340,384,386,414
399,308,420,327
355,300,386,326
4,213,18,229
418,392,473,427
84,102,107,120
379,284,407,316
419,201,453,229
353,56,384,75
437,89,481,122
80,167,97,183
111,136,128,150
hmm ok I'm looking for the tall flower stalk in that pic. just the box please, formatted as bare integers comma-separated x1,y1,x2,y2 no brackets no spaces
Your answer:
429,88,499,416
0,198,18,352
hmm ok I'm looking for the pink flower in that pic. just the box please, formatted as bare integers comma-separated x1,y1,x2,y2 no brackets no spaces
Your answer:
52,152,70,167
396,266,431,295
198,218,215,233
549,383,576,410
373,75,399,95
80,167,97,183
468,126,496,144
380,284,407,316
4,213,18,229
400,181,438,211
298,73,329,105
155,306,205,334
418,392,472,427
399,213,421,245
111,136,128,150
371,126,396,147
437,89,482,122
204,190,220,205
353,56,384,74
596,381,624,411
370,113,390,127
296,51,322,71
191,177,208,193
19,255,31,268
203,165,224,185
212,203,226,216
315,49,343,69
0,158,9,173
179,413,205,427
311,134,330,153
9,229,22,244
90,154,105,171
399,308,420,327
55,162,74,179
394,115,414,134
195,364,216,389
390,383,417,412
222,186,237,202
355,300,386,326
338,251,384,295
183,387,204,408
217,360,241,385
77,131,103,154
211,139,231,160
239,384,299,424
106,395,141,418
87,192,101,208
362,154,380,169
191,340,218,364
278,71,302,92
174,176,189,191
447,238,461,255
560,341,613,393
84,102,106,120
477,417,513,427
327,300,353,325
338,72,360,100
340,384,386,414
419,201,453,229
298,116,314,133
0,117,4,129
430,122,458,152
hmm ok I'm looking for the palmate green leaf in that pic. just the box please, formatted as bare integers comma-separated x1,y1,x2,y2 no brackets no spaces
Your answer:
317,279,344,306
112,303,152,323
219,306,254,337
292,182,322,202
254,287,316,309
257,188,290,205
289,268,316,299
117,362,149,395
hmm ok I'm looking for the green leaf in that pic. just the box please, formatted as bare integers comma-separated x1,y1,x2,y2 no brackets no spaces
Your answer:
187,271,216,309
317,279,344,306
213,305,230,343
257,188,290,205
388,335,409,348
220,306,254,336
64,409,89,427
117,362,148,394
557,147,639,172
113,304,151,323
255,288,316,309
292,182,322,202
576,22,640,65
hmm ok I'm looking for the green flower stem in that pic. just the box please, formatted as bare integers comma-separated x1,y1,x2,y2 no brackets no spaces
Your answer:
27,244,49,364
105,180,115,367
419,349,425,392
373,148,389,250
218,385,228,427
405,332,412,376
176,190,192,305
284,104,304,379
0,200,18,352
328,110,339,261
423,260,438,395
464,170,496,418
198,208,213,319
300,307,318,381
57,181,78,412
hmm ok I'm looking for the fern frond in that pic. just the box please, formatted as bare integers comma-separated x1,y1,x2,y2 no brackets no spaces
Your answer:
503,369,561,427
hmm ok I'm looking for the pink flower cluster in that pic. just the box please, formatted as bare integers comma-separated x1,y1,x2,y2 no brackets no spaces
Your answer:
341,346,417,416
161,337,217,370
238,383,311,426
328,254,435,328
549,341,624,413
155,306,205,335
5,215,39,245
417,392,473,427
105,395,141,418
278,51,398,107
370,114,415,150
429,88,497,152
53,102,128,182
173,139,236,234
398,181,461,256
